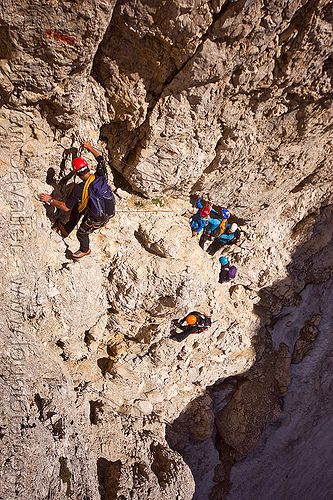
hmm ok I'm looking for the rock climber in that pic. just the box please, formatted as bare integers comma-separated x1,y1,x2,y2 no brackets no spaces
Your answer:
199,208,230,249
39,141,115,259
170,311,212,340
206,223,240,256
218,256,237,283
190,197,214,236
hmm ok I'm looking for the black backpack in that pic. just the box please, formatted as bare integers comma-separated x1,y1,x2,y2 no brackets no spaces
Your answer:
203,316,212,328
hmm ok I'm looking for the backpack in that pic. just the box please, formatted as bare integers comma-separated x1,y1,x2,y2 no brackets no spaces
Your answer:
226,228,241,245
211,219,227,238
194,316,212,334
88,177,115,217
203,316,212,328
228,266,237,279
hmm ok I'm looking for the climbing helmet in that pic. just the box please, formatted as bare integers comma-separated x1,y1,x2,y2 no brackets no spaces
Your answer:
200,207,211,217
186,315,198,325
72,157,89,174
220,208,230,219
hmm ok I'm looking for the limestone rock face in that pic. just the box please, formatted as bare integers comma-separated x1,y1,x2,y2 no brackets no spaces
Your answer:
0,154,258,499
0,1,332,499
91,0,333,210
0,0,115,127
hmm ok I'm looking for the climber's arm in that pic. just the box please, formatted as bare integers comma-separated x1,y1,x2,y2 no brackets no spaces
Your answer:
196,197,203,210
83,141,100,159
83,141,108,180
38,193,70,211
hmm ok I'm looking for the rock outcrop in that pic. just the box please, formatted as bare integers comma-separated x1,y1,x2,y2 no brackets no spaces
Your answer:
0,1,332,499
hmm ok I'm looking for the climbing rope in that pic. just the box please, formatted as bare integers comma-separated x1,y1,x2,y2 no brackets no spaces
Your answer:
116,209,175,213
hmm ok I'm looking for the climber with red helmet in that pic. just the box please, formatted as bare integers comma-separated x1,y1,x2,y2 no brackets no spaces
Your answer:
190,197,215,236
39,141,115,259
170,311,212,340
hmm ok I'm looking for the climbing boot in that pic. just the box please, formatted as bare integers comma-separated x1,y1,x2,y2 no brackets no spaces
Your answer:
72,249,91,259
53,220,69,238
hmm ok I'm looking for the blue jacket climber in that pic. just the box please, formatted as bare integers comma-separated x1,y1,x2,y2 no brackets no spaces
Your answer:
199,208,230,249
190,197,215,236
